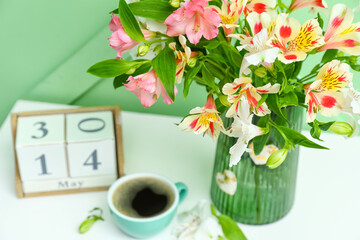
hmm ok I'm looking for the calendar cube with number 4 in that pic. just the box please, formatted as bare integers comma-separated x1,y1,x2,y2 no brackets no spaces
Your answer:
66,111,117,178
11,106,124,198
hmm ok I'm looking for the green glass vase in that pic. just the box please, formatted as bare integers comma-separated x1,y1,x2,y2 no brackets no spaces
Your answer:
210,107,304,225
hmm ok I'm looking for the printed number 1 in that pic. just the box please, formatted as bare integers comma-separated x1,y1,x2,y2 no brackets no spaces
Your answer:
84,150,101,170
35,154,51,175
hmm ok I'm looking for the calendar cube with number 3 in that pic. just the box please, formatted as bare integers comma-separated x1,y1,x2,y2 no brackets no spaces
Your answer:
16,114,68,181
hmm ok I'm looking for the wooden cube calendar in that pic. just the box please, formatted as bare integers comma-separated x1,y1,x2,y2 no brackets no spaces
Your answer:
11,106,124,198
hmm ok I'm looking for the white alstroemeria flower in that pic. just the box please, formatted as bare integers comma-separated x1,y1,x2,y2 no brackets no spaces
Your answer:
342,84,360,115
240,29,279,75
248,142,279,165
226,97,267,167
216,170,237,195
230,12,278,75
172,200,225,240
193,217,224,240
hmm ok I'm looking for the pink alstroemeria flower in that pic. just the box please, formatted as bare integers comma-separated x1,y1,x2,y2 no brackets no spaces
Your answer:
289,0,327,12
305,60,352,122
178,95,224,140
268,14,325,63
108,14,155,58
318,4,360,55
124,69,177,107
211,0,246,36
223,77,280,117
164,0,221,45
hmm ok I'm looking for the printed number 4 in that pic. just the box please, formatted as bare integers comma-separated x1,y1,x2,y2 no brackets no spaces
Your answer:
84,150,101,170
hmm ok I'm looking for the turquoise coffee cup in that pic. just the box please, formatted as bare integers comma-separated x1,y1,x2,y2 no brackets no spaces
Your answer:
107,173,188,239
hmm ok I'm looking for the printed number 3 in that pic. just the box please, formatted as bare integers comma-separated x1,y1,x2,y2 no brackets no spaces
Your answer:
84,150,101,170
32,121,48,139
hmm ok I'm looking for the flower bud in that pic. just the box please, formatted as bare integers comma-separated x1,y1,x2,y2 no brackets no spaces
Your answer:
187,57,197,68
254,67,267,78
218,94,230,107
137,45,150,57
126,67,136,75
266,148,289,169
169,0,181,8
329,122,354,137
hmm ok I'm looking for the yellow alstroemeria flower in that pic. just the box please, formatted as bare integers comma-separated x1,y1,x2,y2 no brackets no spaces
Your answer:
305,60,353,122
318,4,360,55
211,0,246,36
269,14,325,64
178,95,224,140
223,77,280,117
169,35,198,84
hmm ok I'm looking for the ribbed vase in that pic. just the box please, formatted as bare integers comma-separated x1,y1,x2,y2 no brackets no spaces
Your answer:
210,107,304,225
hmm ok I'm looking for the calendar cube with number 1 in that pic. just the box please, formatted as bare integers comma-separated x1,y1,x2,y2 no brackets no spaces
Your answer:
16,114,68,181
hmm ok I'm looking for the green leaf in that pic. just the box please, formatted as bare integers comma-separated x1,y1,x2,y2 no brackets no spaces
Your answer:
184,62,202,98
128,1,177,22
204,61,225,80
217,215,247,240
210,204,247,240
256,94,268,109
266,95,290,124
118,0,145,42
79,207,104,234
113,62,152,88
292,61,303,78
318,121,335,131
316,12,324,30
252,116,270,155
277,126,329,149
204,39,221,50
79,219,96,234
198,64,218,90
274,60,288,94
152,47,176,101
309,121,322,141
321,49,338,63
87,59,146,78
210,204,217,216
278,91,298,108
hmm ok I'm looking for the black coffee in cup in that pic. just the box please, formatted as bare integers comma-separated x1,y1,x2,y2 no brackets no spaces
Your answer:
112,177,175,218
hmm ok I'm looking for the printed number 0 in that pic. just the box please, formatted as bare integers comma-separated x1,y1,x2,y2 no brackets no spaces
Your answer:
78,118,106,132
32,122,48,139
84,150,101,170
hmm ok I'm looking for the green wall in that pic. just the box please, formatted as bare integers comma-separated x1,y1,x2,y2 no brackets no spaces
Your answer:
1,0,359,125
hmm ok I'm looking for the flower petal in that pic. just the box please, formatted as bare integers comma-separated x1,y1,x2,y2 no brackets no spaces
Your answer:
216,170,237,195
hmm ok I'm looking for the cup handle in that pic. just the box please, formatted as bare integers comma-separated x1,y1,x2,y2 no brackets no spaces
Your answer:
175,182,188,204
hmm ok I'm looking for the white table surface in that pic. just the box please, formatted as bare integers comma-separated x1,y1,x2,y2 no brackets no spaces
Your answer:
1,100,360,240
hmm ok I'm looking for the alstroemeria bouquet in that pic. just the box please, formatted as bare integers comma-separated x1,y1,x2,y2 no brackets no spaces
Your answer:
88,0,360,169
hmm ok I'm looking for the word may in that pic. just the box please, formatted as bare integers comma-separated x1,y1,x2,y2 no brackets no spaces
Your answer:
58,180,84,189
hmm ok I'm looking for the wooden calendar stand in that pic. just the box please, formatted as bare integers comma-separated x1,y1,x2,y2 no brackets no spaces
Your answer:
11,106,124,198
